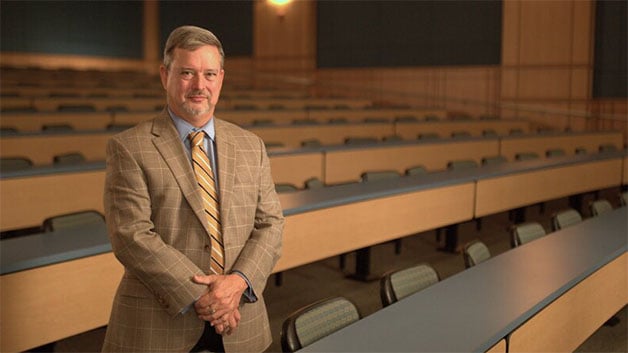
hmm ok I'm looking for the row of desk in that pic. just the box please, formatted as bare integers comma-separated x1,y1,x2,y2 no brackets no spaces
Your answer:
0,132,623,232
1,96,373,112
1,152,626,352
1,107,447,132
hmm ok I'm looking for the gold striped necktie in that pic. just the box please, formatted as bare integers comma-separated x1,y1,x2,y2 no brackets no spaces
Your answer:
189,131,224,275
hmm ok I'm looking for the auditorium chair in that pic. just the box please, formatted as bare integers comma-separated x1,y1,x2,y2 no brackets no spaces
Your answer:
462,239,491,269
344,136,379,145
275,183,299,193
361,170,400,183
451,131,471,138
515,152,540,161
301,139,322,148
481,155,507,166
482,129,498,137
281,297,361,352
447,159,478,171
304,177,324,189
42,210,105,232
589,199,613,216
42,123,74,132
328,117,348,124
545,148,566,158
0,157,33,172
598,143,618,153
551,208,583,231
382,134,403,142
417,132,440,140
394,115,418,122
363,117,387,123
510,221,546,248
380,263,440,307
53,152,86,166
405,165,427,176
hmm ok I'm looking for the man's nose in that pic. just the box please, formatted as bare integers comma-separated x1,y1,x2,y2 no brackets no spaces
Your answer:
191,74,205,89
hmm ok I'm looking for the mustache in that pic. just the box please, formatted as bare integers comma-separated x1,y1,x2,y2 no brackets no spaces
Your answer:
186,90,211,99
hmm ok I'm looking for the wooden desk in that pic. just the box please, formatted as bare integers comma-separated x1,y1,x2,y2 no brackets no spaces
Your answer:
324,138,499,184
394,119,530,139
0,165,106,232
499,131,624,160
1,155,625,352
475,155,623,218
300,208,627,353
0,132,113,165
249,123,394,148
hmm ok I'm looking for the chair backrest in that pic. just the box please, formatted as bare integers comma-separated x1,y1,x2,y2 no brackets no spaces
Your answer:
447,159,478,170
551,208,583,231
589,199,613,216
451,131,471,138
515,152,540,161
281,297,361,352
361,170,400,182
301,139,322,148
418,132,440,140
511,222,546,247
463,240,491,268
42,123,74,132
599,143,618,153
482,129,498,137
275,183,299,193
575,146,588,155
1,157,33,171
382,134,403,142
380,263,440,307
264,142,285,149
345,137,379,145
405,165,427,176
43,210,105,232
53,152,86,166
546,148,566,158
304,177,325,189
481,155,507,166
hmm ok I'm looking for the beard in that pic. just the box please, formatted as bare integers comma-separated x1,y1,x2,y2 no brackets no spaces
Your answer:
180,90,213,117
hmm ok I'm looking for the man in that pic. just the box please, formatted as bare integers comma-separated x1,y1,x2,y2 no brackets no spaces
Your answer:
102,25,284,353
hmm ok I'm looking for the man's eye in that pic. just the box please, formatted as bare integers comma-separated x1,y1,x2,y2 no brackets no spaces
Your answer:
205,72,217,80
181,71,194,78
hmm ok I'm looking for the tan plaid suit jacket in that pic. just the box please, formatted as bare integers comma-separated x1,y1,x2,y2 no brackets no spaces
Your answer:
102,111,284,353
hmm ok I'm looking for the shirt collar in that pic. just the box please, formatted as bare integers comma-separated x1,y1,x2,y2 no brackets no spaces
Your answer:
168,107,216,143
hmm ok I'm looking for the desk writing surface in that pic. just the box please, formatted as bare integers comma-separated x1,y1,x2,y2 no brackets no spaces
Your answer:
0,224,110,275
499,131,623,160
300,208,627,353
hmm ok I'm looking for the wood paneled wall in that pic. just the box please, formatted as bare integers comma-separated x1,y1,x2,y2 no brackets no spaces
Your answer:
500,0,596,130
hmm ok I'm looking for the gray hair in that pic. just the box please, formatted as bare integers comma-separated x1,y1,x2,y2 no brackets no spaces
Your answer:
163,25,225,69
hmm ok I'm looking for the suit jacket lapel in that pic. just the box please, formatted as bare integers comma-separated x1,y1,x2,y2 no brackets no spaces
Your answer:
151,112,209,234
214,119,236,229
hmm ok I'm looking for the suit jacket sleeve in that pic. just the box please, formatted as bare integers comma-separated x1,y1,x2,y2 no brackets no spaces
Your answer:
104,135,207,317
229,137,284,296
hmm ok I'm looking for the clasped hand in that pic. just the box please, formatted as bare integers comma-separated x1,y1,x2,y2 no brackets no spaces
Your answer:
193,274,247,335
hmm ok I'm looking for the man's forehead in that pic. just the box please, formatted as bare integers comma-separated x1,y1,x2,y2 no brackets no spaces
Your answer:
172,46,221,63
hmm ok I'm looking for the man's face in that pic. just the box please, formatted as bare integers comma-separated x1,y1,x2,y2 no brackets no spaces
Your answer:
160,45,224,127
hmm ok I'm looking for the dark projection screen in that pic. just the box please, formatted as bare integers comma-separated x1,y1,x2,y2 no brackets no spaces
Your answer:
0,1,143,58
593,0,627,98
159,1,253,58
317,1,502,68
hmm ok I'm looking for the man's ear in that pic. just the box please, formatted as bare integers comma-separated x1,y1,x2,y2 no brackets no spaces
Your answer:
159,65,168,90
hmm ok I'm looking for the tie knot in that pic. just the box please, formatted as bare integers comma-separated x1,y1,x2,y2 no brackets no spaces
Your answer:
189,131,205,147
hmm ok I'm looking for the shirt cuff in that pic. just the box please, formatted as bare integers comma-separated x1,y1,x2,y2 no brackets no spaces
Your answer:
231,270,258,303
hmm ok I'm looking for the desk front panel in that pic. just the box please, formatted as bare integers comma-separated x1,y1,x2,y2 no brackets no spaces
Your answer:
475,158,623,217
395,120,530,139
274,182,475,272
499,132,623,160
509,252,627,353
250,124,394,148
269,152,324,186
0,133,112,165
0,171,106,231
324,140,499,184
0,252,124,353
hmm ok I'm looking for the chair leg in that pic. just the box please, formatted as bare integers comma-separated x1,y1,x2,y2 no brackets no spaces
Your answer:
339,253,346,270
394,239,402,255
274,272,283,286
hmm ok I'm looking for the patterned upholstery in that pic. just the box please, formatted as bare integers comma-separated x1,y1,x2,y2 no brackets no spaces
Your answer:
380,263,440,307
447,159,478,170
481,155,507,166
43,210,105,232
275,183,299,193
1,157,33,171
304,177,325,189
463,240,491,268
361,170,400,182
53,152,86,166
589,199,613,216
552,208,583,231
511,222,546,247
281,297,360,352
405,165,427,176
